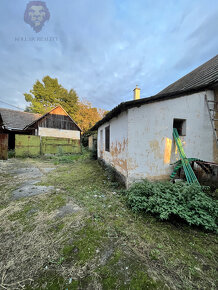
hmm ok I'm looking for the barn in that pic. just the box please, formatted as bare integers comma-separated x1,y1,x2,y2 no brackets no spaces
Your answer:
0,105,81,158
91,55,218,187
24,106,81,139
0,108,41,150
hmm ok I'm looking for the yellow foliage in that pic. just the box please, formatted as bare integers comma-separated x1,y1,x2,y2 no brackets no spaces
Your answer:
74,100,108,133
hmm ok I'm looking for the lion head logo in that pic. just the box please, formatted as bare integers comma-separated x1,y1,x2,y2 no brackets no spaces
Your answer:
24,1,50,33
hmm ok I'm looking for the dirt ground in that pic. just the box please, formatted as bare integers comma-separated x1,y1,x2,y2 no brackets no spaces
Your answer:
0,156,217,289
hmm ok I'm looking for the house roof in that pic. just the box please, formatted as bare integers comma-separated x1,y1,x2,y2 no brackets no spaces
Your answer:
91,55,218,131
0,108,41,130
24,105,82,131
0,105,82,132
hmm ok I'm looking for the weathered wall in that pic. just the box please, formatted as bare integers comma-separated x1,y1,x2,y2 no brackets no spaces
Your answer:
213,88,218,163
41,137,81,154
0,134,8,160
88,134,97,150
97,90,216,187
127,90,215,186
97,111,128,184
88,136,93,150
38,127,80,139
15,135,40,157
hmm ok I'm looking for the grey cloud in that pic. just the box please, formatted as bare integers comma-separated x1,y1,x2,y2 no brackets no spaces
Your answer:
0,0,218,112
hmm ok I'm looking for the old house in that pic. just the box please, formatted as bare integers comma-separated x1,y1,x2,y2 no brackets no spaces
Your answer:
91,55,218,187
0,105,81,152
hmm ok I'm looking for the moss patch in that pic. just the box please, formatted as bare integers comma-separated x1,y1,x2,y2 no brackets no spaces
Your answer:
97,249,164,290
25,271,79,290
0,157,217,290
61,218,107,264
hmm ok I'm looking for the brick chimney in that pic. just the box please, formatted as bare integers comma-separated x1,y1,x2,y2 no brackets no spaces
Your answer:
133,85,140,100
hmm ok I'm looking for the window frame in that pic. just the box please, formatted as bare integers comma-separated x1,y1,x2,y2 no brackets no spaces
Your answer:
105,125,110,152
100,129,103,151
173,118,187,136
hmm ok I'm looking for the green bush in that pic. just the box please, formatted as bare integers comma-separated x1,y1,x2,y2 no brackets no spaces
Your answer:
126,180,218,232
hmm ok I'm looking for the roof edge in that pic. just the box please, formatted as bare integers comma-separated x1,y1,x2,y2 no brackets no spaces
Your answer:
90,82,217,131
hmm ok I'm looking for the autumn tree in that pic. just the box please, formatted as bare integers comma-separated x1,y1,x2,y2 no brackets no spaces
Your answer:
74,100,109,132
24,76,79,117
98,108,109,119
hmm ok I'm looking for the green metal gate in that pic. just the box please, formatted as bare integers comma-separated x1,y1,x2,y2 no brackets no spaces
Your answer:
15,135,40,157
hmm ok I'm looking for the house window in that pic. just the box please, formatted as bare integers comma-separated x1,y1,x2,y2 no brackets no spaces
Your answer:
105,125,110,152
100,130,103,151
173,119,186,136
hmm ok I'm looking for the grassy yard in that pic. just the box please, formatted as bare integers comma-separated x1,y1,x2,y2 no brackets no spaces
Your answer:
0,153,217,289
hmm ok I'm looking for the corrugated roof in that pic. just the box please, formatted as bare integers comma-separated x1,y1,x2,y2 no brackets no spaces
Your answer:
91,55,218,131
0,108,41,130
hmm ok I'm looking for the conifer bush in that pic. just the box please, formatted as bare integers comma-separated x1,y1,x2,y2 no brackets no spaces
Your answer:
126,180,218,232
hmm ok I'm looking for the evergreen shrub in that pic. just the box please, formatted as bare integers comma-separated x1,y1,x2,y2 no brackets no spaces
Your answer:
126,180,218,232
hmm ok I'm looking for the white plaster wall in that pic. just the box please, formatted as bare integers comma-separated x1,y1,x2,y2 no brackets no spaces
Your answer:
127,90,215,185
38,127,80,139
97,111,128,180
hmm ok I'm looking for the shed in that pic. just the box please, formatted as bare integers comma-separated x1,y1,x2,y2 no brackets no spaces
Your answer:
0,105,81,150
0,108,40,149
87,132,97,150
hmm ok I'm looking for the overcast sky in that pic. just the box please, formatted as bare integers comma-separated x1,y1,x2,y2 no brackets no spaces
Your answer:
0,0,218,111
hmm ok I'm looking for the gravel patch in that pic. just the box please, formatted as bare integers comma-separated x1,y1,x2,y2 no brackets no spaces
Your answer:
12,184,55,199
11,167,43,179
41,167,56,174
4,164,57,200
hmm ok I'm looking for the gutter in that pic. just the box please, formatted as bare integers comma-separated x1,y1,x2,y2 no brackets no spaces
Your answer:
2,125,25,131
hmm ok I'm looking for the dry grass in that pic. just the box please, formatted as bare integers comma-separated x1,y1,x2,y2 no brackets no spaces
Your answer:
0,156,217,289
0,193,86,289
0,159,86,289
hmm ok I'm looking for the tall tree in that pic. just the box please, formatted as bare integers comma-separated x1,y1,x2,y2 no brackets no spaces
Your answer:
24,76,79,117
24,76,108,132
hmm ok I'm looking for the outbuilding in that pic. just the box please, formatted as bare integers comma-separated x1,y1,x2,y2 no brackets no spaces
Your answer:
0,105,81,157
0,108,41,150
